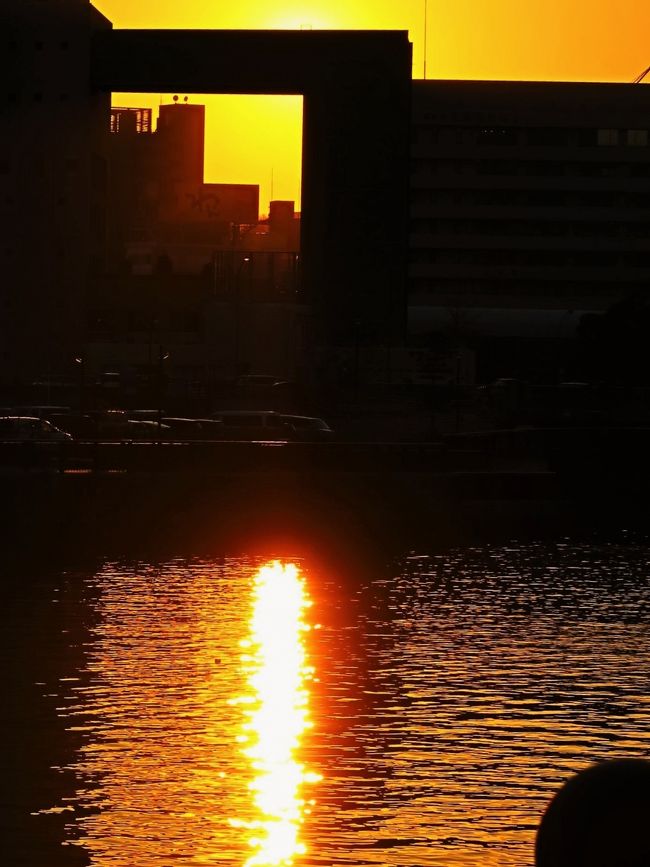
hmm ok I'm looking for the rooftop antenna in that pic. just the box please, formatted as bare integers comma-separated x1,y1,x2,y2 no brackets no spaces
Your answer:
633,64,650,83
423,0,427,79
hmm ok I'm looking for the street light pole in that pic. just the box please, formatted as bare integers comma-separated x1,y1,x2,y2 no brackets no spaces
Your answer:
74,355,85,416
234,256,250,374
157,346,170,438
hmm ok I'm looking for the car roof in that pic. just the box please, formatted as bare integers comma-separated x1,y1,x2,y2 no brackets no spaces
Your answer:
213,410,278,416
162,417,223,423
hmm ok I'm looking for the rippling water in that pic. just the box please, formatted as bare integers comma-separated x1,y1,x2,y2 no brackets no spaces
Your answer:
10,538,650,866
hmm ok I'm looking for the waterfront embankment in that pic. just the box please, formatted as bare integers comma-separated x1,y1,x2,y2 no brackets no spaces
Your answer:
3,427,650,563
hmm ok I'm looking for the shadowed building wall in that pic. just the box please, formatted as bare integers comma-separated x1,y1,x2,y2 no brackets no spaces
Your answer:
410,80,650,344
90,29,413,349
3,0,111,384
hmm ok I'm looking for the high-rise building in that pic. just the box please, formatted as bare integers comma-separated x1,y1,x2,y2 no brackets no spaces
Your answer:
156,101,205,186
2,0,111,385
6,3,650,391
410,80,650,345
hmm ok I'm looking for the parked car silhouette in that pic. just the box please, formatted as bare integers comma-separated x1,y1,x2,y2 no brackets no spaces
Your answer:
124,420,170,439
210,410,332,441
0,416,72,441
278,414,333,441
210,410,289,440
161,418,225,440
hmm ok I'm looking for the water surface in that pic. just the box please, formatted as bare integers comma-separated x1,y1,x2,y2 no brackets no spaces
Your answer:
12,538,650,866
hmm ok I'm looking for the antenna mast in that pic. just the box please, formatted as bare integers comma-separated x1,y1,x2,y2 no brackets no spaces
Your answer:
423,0,428,80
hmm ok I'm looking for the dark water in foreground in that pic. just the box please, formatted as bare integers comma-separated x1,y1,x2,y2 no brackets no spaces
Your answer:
5,537,650,867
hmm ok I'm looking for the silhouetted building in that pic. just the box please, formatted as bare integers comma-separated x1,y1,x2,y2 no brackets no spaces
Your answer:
3,0,111,385
90,28,412,354
89,99,303,390
410,80,650,353
107,100,259,277
9,4,650,394
157,100,204,186
3,15,412,393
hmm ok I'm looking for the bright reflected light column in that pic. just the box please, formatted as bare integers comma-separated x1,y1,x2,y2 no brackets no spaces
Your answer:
231,562,320,866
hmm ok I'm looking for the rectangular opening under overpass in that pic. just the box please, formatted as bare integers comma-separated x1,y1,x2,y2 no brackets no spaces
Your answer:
91,28,413,346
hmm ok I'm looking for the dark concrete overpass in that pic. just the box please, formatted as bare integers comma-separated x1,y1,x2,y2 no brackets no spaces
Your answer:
91,29,413,345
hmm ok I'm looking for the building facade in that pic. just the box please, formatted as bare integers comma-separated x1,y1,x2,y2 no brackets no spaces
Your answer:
2,0,111,385
5,3,650,394
410,80,650,345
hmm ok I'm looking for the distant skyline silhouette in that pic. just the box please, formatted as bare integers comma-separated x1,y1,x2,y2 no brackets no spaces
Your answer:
96,0,650,208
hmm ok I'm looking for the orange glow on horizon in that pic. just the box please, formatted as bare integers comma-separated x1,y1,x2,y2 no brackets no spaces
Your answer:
97,0,650,210
230,561,320,866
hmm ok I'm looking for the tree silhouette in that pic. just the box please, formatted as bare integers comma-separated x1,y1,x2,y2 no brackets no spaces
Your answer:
577,294,650,384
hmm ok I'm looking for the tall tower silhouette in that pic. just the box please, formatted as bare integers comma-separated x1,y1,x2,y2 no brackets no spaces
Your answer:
2,1,111,385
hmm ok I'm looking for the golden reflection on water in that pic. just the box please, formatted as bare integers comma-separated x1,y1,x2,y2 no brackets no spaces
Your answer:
29,543,650,867
230,562,320,866
37,559,320,867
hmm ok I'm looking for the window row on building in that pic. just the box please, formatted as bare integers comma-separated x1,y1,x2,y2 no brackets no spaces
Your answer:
413,126,650,148
410,249,650,268
411,189,650,209
410,218,650,238
409,277,649,297
412,159,650,179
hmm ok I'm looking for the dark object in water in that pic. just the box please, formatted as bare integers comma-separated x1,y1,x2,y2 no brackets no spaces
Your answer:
535,758,650,867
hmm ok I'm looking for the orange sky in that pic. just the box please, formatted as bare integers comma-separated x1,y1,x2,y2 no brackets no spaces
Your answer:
94,0,650,212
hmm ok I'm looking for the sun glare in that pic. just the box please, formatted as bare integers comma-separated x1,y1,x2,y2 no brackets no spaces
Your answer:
230,562,319,866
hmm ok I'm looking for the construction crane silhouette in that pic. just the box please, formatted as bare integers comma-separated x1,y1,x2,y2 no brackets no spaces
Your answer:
633,65,650,83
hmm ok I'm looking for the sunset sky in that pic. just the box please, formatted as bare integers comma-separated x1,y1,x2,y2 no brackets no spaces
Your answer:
95,0,650,212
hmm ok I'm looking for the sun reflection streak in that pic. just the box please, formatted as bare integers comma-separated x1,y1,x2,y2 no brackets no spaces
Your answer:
230,561,320,866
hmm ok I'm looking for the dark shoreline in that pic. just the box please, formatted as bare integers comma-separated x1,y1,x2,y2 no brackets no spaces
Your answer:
3,466,649,579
